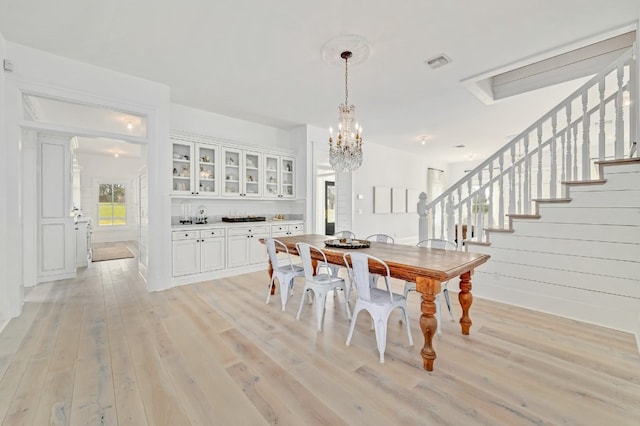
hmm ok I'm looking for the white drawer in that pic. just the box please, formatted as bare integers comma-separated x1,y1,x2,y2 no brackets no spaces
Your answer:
172,230,198,241
271,224,287,233
289,223,304,232
200,228,225,238
228,225,269,236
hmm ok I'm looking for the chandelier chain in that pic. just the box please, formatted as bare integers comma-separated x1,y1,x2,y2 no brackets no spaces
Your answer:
344,55,349,106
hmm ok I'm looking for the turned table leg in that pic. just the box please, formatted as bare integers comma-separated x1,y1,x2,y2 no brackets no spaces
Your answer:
415,277,441,371
458,270,473,335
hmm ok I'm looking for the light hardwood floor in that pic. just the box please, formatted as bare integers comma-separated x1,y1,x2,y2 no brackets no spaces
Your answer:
1,252,639,425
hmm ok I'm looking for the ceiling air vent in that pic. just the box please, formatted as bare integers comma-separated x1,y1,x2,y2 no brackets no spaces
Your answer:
425,54,451,69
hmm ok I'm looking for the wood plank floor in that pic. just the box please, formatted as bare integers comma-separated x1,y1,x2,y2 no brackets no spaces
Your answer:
1,251,640,425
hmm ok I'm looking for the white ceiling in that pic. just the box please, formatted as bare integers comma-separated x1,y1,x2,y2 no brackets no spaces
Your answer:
1,1,638,164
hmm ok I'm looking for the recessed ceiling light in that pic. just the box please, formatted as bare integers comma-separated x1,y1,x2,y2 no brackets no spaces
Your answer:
425,54,451,69
114,153,119,158
419,135,430,145
126,122,133,130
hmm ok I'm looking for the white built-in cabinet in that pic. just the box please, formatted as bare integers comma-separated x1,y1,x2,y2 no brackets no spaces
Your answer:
172,139,219,197
263,154,295,199
270,223,304,237
227,225,270,268
170,133,296,200
222,148,263,198
171,228,226,276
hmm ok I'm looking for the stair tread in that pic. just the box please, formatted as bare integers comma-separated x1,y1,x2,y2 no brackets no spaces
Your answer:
485,228,514,233
532,198,571,203
561,179,606,185
464,240,491,246
595,157,640,166
506,214,541,219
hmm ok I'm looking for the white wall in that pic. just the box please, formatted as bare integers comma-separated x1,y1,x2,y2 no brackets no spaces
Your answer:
76,152,145,243
350,141,438,244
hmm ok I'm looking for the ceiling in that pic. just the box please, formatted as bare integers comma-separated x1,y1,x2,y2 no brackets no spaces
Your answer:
1,1,638,164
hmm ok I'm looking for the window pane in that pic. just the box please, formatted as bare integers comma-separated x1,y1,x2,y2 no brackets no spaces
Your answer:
98,184,127,226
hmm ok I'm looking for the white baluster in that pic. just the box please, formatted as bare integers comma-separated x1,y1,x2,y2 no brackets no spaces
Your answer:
439,202,445,239
550,114,558,198
509,145,516,214
566,104,573,181
537,124,543,200
488,160,494,230
446,195,455,242
417,192,428,242
466,180,473,241
457,186,463,243
560,132,567,197
523,135,530,213
498,154,505,227
573,124,579,179
517,161,522,213
615,64,625,159
598,78,606,161
582,92,591,180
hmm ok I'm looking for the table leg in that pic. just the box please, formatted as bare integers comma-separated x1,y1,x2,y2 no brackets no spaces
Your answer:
458,270,473,335
267,258,276,295
415,277,441,371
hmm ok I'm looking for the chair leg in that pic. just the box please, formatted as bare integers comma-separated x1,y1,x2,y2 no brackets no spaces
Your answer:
266,276,276,304
346,307,361,346
435,294,442,336
443,287,455,321
296,287,308,320
315,288,328,332
372,312,388,363
402,306,414,346
280,277,292,312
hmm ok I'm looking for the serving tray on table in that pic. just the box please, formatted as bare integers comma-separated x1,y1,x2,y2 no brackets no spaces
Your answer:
324,238,371,249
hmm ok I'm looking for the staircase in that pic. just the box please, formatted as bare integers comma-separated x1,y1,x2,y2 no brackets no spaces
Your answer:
418,45,640,347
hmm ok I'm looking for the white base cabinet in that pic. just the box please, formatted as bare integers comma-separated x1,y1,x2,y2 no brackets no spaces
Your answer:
172,228,226,277
227,225,270,268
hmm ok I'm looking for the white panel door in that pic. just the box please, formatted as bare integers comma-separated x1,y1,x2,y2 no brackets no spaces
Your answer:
38,135,75,282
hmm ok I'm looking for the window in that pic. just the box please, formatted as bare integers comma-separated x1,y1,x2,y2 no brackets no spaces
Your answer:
98,183,126,226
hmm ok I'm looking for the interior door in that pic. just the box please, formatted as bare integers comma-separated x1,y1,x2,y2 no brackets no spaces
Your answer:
325,181,335,235
38,133,76,282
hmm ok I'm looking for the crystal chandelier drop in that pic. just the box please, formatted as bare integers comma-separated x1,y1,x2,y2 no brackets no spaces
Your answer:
329,51,363,172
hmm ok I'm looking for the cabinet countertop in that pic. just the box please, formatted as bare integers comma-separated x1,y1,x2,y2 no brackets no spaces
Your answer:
171,219,304,231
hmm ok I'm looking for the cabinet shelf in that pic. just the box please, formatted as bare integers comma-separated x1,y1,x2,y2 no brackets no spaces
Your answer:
173,176,190,180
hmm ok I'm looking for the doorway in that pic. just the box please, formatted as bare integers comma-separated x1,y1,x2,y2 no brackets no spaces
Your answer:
324,181,335,235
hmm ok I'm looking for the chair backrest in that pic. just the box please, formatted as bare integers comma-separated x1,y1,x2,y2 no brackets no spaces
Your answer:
265,238,296,272
366,233,395,244
334,230,356,239
344,252,393,303
296,242,330,281
416,238,458,251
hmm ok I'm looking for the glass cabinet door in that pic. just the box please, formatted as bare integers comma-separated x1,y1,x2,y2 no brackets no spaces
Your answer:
243,151,262,198
223,148,241,196
264,154,280,198
172,141,194,195
281,156,295,198
195,144,217,196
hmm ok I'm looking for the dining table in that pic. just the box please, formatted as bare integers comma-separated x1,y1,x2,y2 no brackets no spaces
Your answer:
266,234,491,372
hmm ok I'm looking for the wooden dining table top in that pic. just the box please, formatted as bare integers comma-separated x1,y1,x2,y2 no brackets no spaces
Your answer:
272,234,490,283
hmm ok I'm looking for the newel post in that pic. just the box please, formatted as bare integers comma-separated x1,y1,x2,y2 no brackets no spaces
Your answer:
418,192,428,242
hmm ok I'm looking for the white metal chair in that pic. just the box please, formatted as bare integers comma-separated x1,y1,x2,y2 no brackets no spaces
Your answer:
343,252,413,363
365,233,395,244
296,243,351,331
264,238,305,311
365,233,395,288
316,230,357,277
402,239,457,334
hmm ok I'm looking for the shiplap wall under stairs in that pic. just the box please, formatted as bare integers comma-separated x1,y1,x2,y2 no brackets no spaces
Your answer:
466,158,640,349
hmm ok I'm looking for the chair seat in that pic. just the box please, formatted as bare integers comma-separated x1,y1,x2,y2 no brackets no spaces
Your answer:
275,264,304,275
311,273,343,285
369,287,406,305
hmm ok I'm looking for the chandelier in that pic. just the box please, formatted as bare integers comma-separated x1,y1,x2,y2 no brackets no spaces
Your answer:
329,51,363,172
